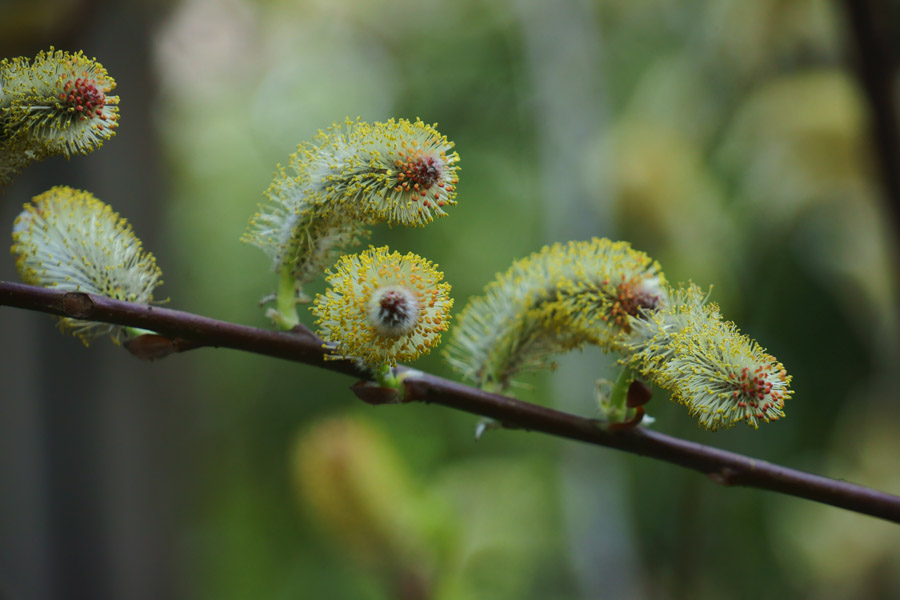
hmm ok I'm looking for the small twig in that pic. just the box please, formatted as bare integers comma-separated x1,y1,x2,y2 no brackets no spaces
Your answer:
2,280,899,523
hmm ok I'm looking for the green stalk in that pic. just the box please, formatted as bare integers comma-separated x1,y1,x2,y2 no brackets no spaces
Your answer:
274,268,300,330
607,365,635,422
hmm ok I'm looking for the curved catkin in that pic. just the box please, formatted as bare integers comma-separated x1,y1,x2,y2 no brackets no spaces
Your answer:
10,186,161,344
624,284,792,430
311,246,453,369
242,117,460,286
0,48,119,185
445,238,665,391
448,243,791,430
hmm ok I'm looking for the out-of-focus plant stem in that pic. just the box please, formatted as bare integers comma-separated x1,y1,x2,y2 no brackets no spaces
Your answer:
2,279,900,524
840,0,900,236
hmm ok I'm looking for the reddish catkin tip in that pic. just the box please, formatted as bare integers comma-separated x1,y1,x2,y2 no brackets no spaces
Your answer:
61,77,106,119
623,284,792,430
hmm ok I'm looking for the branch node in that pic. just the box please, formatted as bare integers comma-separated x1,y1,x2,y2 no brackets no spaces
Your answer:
288,322,318,340
124,334,176,360
351,380,401,405
400,378,429,403
123,334,204,361
606,406,646,432
61,292,94,317
707,467,741,487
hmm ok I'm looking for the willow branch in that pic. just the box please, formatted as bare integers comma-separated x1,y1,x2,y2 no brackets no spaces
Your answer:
2,280,899,524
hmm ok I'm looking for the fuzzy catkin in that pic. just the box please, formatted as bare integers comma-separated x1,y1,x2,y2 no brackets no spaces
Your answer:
11,186,161,344
1,48,119,185
311,246,453,368
242,117,460,286
623,285,792,430
446,238,665,391
447,240,792,430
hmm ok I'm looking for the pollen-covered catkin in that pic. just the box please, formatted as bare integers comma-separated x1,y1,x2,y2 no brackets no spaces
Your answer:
445,238,665,391
10,186,161,344
623,284,792,430
311,246,453,369
242,117,460,287
0,48,119,185
447,240,792,430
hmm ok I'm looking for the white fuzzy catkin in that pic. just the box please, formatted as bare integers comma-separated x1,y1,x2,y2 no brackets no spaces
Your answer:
11,186,161,344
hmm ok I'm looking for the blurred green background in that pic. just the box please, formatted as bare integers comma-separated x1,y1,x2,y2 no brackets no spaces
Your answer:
1,0,899,598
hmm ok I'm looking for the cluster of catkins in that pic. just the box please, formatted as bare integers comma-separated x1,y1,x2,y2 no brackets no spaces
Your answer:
5,48,790,431
445,240,792,430
8,108,460,370
242,118,459,288
242,117,460,361
0,48,119,186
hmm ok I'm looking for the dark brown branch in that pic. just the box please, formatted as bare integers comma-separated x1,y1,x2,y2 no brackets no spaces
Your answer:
840,0,900,234
2,280,900,524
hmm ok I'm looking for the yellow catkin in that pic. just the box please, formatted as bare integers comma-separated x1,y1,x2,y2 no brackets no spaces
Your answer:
242,117,460,287
445,238,665,391
311,246,452,369
623,284,792,430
